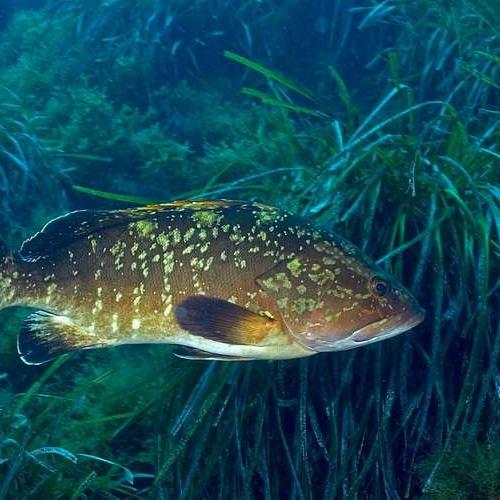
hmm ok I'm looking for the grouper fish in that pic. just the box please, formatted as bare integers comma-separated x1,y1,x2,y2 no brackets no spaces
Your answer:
0,200,425,365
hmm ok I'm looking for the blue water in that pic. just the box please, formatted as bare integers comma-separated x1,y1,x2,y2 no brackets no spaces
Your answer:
0,1,498,498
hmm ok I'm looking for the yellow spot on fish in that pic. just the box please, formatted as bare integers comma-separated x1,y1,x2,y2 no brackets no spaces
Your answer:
132,319,141,330
229,228,245,244
191,210,221,227
110,240,126,270
259,310,275,320
157,233,169,250
292,298,322,314
111,313,119,333
275,272,292,288
342,302,359,312
183,227,195,242
172,228,181,244
92,300,103,315
235,258,247,269
255,206,279,225
203,256,214,271
286,258,302,277
277,297,289,309
163,251,175,275
132,220,157,238
323,256,337,265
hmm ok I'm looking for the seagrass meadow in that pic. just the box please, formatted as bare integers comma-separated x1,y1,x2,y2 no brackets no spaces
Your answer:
0,0,498,498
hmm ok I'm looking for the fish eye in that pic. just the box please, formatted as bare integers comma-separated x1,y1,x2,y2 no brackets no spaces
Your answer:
370,276,390,297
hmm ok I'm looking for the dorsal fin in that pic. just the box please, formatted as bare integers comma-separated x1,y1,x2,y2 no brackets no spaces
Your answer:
18,200,246,262
19,210,135,262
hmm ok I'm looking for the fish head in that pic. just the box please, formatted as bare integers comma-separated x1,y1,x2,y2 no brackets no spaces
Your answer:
304,266,426,351
257,238,425,352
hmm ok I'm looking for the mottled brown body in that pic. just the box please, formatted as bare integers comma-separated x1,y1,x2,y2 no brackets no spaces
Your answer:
0,200,424,364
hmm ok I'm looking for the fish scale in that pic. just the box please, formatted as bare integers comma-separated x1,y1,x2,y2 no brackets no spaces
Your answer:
0,200,425,364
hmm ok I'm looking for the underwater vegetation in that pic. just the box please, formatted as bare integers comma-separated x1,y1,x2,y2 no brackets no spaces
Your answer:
418,439,500,499
0,0,498,498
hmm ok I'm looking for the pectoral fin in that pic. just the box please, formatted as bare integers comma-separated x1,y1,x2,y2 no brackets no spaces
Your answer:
18,311,105,365
174,295,274,345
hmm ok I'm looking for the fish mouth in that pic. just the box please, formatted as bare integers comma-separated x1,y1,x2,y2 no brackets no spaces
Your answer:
296,306,425,352
350,307,425,344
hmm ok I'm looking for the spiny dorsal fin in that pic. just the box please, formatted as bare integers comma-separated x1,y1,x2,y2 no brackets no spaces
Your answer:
18,311,105,365
173,346,255,361
174,295,273,345
18,200,248,262
20,210,135,262
132,200,243,211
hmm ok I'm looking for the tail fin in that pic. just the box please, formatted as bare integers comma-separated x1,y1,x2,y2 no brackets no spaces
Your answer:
18,311,105,365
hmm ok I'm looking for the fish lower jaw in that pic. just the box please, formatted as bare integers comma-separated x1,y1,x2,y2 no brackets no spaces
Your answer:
298,325,410,352
327,329,403,351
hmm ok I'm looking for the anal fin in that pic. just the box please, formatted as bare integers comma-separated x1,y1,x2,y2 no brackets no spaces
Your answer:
173,346,256,361
18,311,104,365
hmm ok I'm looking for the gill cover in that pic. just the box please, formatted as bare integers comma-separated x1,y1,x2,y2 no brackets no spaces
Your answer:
255,256,335,348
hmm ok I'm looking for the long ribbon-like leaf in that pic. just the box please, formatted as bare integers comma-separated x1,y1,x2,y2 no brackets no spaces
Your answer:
224,51,316,101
